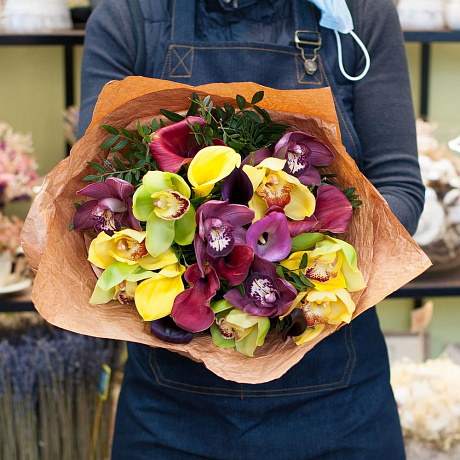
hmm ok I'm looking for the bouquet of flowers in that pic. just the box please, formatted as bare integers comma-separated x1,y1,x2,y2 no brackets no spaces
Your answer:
22,78,430,383
0,122,39,206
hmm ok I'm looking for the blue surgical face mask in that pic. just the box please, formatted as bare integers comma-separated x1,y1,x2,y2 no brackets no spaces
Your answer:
308,0,371,81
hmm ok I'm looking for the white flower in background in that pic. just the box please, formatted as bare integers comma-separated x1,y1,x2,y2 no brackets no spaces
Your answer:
391,358,460,450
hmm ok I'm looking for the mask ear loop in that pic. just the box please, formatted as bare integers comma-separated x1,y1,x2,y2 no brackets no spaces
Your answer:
334,29,370,81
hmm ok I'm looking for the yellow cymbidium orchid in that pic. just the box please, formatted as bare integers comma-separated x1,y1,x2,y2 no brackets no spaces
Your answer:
135,263,186,321
286,288,356,345
187,145,241,197
242,157,315,221
88,228,177,270
282,235,366,293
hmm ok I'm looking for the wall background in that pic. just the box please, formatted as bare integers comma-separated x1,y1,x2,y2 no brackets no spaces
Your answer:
0,41,458,358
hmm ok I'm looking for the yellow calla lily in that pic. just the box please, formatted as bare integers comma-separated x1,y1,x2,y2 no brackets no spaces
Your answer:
135,263,185,321
88,229,177,270
188,145,241,197
243,157,315,221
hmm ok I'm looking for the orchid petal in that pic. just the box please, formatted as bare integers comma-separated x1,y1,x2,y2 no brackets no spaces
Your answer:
89,285,116,305
293,323,325,345
119,198,142,230
194,234,207,277
197,200,254,228
210,324,237,349
328,236,366,292
152,189,190,220
297,167,322,187
248,194,268,222
88,231,115,269
235,327,259,357
257,158,286,171
149,116,205,172
284,182,316,220
314,185,353,233
174,206,196,245
106,177,135,201
307,140,335,166
246,212,291,262
145,212,175,257
138,247,178,271
98,197,127,212
132,186,155,221
241,148,271,166
242,164,265,191
76,181,111,200
72,200,98,231
222,167,253,206
97,261,139,291
171,264,219,332
211,299,234,314
150,317,194,344
226,309,260,329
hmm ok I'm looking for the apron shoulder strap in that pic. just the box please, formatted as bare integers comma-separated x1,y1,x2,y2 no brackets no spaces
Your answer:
126,0,147,76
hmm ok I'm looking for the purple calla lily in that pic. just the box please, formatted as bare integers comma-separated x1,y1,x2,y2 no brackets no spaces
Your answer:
222,167,253,206
149,116,206,173
274,131,334,186
246,210,291,262
288,185,353,236
224,256,297,318
195,200,254,275
150,317,195,344
171,264,220,332
72,177,141,235
209,243,254,286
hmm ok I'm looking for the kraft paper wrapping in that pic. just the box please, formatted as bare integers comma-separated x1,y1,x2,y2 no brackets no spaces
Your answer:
21,77,431,384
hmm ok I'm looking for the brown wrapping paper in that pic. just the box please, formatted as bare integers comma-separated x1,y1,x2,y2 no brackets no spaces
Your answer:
21,77,431,384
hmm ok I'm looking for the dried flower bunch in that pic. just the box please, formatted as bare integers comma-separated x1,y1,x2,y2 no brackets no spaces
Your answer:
0,122,39,206
0,213,23,255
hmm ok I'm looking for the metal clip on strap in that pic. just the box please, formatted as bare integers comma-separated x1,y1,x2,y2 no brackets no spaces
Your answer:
295,30,322,75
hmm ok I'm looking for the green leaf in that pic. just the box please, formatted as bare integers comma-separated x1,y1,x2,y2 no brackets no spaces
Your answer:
102,125,119,135
186,92,199,117
125,171,133,183
290,271,304,288
224,103,235,116
82,174,101,182
160,109,185,123
236,95,246,110
299,271,314,288
100,135,119,150
113,156,127,170
87,161,106,174
120,127,133,138
244,110,261,123
252,105,271,123
215,106,226,121
110,139,129,152
137,120,145,137
102,158,117,172
276,265,286,280
299,253,308,270
68,221,74,231
251,91,264,105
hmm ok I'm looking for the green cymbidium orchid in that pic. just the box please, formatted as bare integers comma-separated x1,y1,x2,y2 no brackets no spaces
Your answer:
132,171,196,256
210,299,270,357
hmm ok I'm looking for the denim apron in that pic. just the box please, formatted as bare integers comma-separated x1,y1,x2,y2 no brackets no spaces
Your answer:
112,1,405,458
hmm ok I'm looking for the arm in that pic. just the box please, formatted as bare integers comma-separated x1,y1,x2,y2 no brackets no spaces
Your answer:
353,0,424,235
77,0,137,140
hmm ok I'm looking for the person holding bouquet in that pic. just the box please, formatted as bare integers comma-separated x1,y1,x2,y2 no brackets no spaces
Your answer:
77,0,424,458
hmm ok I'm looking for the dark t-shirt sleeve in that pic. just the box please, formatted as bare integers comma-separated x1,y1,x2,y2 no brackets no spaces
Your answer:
77,0,136,140
353,0,424,234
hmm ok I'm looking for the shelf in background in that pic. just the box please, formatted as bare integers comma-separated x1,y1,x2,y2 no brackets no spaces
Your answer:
0,30,85,46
